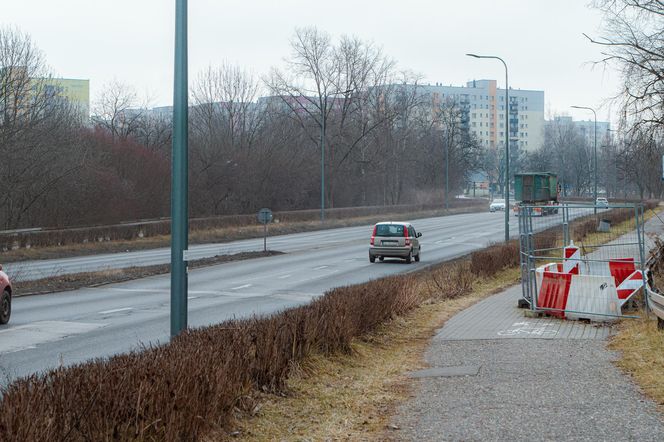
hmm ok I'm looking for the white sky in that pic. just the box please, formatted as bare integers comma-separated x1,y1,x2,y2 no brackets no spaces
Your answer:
3,0,619,123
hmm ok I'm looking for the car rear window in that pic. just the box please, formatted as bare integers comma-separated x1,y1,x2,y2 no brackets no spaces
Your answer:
376,224,405,237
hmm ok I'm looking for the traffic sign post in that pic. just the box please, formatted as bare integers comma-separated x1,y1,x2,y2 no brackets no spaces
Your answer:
257,208,273,252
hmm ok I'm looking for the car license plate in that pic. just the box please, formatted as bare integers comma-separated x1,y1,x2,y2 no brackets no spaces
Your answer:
382,240,397,246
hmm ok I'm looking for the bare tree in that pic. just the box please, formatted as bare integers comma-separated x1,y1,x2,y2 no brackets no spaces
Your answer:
0,26,86,229
266,27,397,207
92,80,146,141
589,1,664,127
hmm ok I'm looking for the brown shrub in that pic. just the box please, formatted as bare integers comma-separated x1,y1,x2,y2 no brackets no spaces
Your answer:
0,263,439,440
469,240,520,277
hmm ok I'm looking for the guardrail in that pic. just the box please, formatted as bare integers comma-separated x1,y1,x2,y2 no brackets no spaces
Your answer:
0,200,486,251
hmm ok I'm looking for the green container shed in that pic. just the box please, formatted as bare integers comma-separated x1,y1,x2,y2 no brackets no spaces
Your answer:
514,173,558,203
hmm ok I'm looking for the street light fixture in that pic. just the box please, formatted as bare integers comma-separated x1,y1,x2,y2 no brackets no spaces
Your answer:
466,53,510,243
571,105,597,213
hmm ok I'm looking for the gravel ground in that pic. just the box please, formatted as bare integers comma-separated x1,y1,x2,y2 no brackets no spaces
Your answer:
394,330,664,441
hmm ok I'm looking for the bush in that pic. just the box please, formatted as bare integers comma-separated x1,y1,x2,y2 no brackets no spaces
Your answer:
0,261,455,440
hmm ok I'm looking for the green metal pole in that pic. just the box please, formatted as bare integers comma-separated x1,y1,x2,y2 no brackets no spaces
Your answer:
466,53,509,242
502,59,509,243
320,116,325,222
171,0,188,337
593,111,597,215
445,133,449,210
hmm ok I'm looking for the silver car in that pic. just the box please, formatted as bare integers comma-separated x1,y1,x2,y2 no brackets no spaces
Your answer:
490,198,505,212
369,222,422,263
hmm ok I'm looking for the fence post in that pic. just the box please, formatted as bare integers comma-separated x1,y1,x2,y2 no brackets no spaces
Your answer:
636,204,650,312
563,202,570,246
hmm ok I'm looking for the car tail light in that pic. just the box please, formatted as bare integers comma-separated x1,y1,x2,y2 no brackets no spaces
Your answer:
404,226,411,246
370,225,377,245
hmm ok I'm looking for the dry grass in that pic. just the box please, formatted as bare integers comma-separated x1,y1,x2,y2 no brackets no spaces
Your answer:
609,316,664,409
231,267,521,441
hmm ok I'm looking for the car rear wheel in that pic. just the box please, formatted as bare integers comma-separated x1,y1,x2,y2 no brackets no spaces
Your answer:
369,254,376,263
0,290,10,325
379,256,384,261
405,250,412,264
415,250,420,262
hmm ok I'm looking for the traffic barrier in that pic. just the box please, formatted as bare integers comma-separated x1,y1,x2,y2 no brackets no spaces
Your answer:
616,270,644,305
534,243,643,321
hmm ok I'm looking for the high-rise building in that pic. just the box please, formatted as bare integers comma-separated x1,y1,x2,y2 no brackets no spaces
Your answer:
414,79,545,152
547,116,611,146
41,78,90,120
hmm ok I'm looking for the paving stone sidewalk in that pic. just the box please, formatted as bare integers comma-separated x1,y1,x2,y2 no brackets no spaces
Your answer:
392,283,664,441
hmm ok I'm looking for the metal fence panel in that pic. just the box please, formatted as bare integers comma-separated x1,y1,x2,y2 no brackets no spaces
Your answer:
518,203,645,321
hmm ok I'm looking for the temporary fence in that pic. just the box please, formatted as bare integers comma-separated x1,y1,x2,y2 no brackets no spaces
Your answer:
518,203,647,322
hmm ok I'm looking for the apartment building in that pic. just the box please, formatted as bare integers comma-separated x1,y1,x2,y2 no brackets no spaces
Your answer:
416,79,545,152
41,77,90,120
547,116,611,146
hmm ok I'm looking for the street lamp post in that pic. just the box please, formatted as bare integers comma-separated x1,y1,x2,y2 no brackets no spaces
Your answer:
170,0,189,337
320,115,325,222
467,53,510,243
444,128,449,210
571,105,597,213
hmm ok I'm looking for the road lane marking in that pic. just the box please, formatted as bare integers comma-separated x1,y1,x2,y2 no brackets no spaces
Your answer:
96,288,163,293
231,284,252,290
313,265,329,270
188,296,199,300
98,307,133,315
278,274,292,279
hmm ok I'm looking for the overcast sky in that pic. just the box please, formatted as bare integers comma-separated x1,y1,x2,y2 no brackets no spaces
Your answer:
3,0,619,123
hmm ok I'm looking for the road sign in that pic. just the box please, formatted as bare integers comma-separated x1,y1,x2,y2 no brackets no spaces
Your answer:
257,208,273,225
257,208,273,252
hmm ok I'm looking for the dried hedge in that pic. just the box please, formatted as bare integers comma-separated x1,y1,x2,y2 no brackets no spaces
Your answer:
0,266,454,440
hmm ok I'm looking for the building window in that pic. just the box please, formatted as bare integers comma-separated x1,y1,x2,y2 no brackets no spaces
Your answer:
472,113,476,118
472,122,476,127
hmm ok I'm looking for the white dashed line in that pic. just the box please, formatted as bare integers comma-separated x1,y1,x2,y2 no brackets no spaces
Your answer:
231,284,252,290
278,274,292,279
98,307,133,315
313,265,329,270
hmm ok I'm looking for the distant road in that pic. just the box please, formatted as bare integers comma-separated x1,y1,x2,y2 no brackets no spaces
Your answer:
0,209,599,384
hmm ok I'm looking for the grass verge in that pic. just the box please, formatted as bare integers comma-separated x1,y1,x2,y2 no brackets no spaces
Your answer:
232,267,521,441
609,316,664,411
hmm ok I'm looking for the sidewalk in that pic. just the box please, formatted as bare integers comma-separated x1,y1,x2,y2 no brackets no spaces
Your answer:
393,284,664,441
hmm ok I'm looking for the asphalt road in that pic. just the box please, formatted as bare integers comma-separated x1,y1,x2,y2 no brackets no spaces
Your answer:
0,210,578,385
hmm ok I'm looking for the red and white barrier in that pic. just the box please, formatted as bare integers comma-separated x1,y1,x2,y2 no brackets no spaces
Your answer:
616,270,644,305
534,243,643,321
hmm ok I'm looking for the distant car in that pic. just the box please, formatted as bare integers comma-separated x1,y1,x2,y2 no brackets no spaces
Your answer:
596,197,609,208
490,199,506,212
369,222,422,264
0,264,11,324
